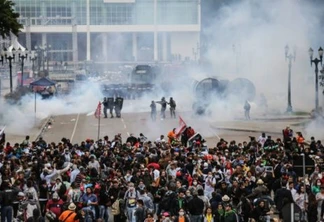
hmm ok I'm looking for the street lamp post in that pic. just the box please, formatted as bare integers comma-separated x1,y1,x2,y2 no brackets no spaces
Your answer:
34,44,51,75
1,48,16,93
285,45,296,113
18,48,29,87
309,47,323,110
30,51,37,77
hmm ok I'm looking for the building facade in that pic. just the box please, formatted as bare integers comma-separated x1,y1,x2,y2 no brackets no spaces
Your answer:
12,0,200,63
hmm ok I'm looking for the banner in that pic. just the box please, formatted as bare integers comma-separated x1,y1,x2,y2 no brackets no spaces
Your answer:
175,116,187,138
94,102,102,119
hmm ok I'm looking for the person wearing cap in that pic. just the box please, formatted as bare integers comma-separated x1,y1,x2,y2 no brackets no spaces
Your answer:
46,192,64,220
187,190,204,222
246,179,268,199
161,211,172,222
58,203,78,222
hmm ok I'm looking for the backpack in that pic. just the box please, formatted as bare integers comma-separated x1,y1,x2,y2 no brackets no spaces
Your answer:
125,190,139,208
160,191,176,211
111,199,120,215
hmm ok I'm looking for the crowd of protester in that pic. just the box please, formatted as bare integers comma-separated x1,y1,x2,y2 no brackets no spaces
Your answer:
0,125,323,222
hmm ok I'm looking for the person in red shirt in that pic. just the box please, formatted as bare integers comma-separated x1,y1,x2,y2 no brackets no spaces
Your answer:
4,142,13,155
186,127,195,139
46,192,64,219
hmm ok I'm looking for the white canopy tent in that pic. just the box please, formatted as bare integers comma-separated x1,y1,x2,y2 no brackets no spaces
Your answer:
7,36,27,52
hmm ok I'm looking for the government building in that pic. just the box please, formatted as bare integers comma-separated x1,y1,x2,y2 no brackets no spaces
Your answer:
12,0,201,63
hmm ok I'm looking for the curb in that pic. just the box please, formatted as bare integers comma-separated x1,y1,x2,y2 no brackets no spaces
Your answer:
33,116,53,141
210,126,282,135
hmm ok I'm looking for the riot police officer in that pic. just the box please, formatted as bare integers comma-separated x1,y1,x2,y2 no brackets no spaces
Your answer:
156,97,167,119
102,97,108,118
168,97,176,118
150,101,157,121
114,97,124,118
244,100,251,120
107,97,115,118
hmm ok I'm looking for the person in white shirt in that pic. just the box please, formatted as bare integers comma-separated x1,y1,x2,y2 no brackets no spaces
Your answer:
70,164,80,184
257,133,267,147
288,181,297,198
294,185,308,212
204,172,216,199
155,135,166,143
40,162,71,185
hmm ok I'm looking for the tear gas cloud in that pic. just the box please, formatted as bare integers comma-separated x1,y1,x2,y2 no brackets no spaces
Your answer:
0,82,103,135
149,0,324,120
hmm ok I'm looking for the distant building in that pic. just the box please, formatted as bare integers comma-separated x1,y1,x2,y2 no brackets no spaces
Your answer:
12,0,201,63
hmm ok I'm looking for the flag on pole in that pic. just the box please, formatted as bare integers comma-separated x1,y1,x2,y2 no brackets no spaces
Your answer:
175,116,187,138
94,102,102,119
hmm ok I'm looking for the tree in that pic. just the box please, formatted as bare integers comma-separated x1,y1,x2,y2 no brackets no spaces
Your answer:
0,0,23,38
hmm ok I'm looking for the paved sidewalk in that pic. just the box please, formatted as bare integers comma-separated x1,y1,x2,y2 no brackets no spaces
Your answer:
209,118,306,135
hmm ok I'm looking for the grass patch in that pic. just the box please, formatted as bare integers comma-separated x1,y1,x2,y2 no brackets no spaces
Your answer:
291,111,310,116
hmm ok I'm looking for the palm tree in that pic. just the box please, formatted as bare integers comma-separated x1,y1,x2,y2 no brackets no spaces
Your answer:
0,0,23,38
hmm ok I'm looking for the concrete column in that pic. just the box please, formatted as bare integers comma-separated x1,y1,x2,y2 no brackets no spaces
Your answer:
153,0,158,61
42,33,47,46
72,0,78,66
86,0,91,61
162,32,168,61
132,33,137,61
25,18,31,51
41,0,46,25
197,0,201,26
102,34,108,61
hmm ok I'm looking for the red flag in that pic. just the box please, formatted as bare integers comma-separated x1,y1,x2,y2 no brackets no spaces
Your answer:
175,116,187,138
94,102,102,119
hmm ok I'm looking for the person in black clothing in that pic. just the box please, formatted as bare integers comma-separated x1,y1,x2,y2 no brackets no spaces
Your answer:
244,100,251,120
134,199,145,222
107,97,114,118
102,98,108,118
126,134,138,146
181,128,188,147
98,184,109,221
150,101,157,121
168,97,176,118
252,200,271,222
274,180,294,220
156,97,167,119
308,193,318,222
171,189,188,216
0,181,20,222
187,190,204,222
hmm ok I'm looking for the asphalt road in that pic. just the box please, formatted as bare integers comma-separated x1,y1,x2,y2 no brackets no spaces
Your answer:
40,110,294,147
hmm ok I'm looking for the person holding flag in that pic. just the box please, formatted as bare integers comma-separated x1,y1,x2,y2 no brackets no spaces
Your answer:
94,102,102,141
167,128,177,144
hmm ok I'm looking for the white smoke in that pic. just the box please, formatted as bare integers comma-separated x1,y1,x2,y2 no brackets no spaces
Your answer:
0,81,103,135
202,0,324,112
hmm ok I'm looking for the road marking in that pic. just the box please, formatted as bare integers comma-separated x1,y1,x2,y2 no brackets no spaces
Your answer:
208,125,221,140
121,118,130,137
70,113,80,143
